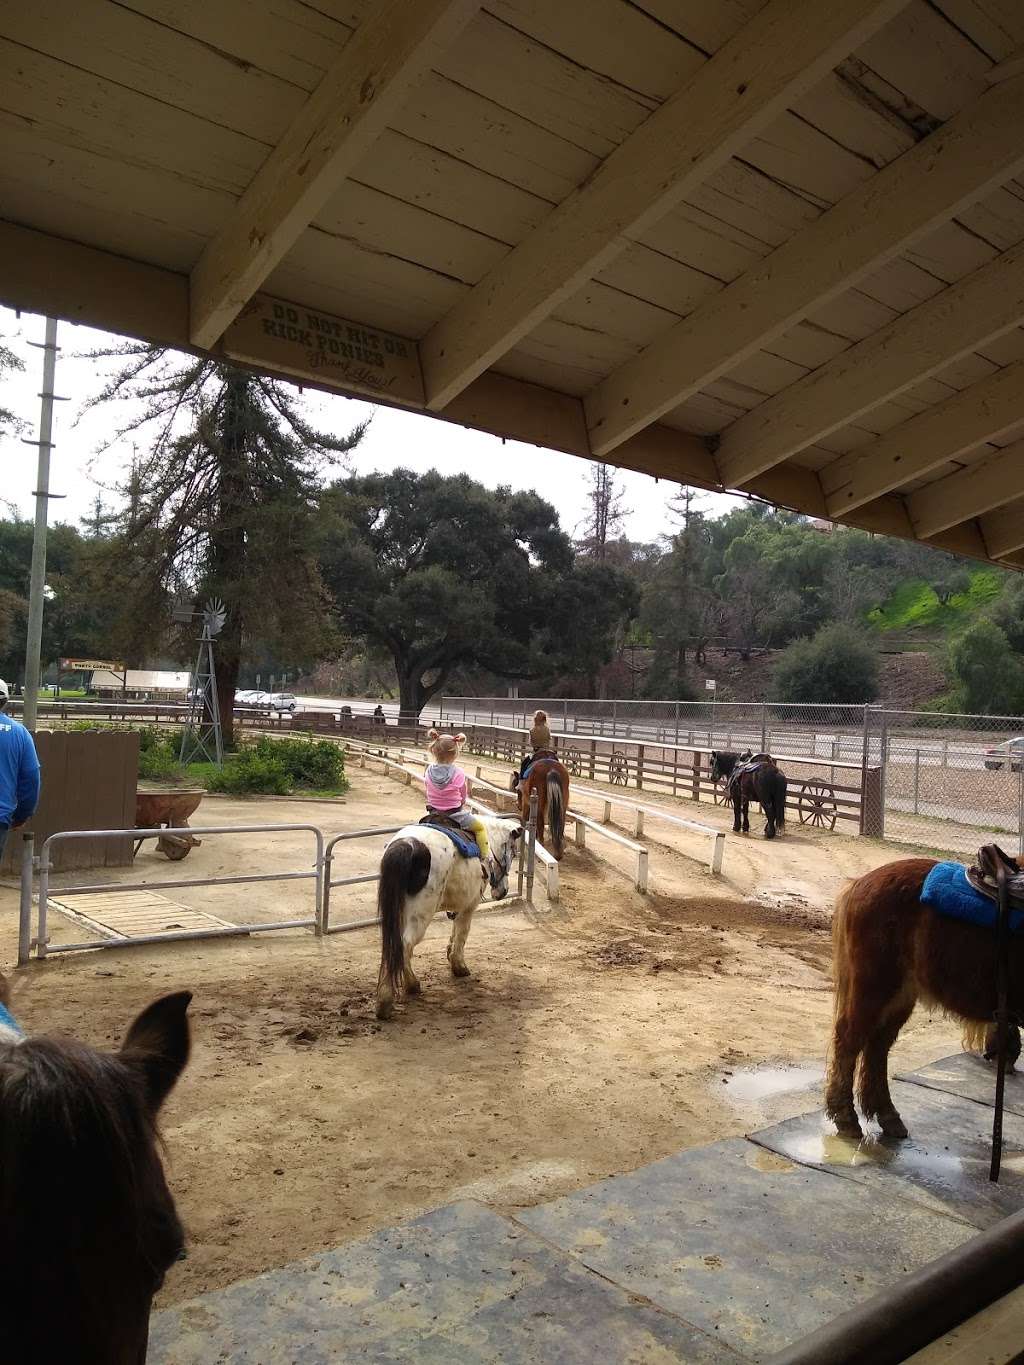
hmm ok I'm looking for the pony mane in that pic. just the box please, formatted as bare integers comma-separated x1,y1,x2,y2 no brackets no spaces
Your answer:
0,1036,183,1308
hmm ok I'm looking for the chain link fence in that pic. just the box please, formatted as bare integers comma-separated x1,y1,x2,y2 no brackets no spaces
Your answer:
440,696,1024,857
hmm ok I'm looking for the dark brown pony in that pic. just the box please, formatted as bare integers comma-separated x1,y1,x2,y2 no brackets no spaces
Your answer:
711,751,787,839
826,857,1024,1140
0,976,192,1365
519,755,569,860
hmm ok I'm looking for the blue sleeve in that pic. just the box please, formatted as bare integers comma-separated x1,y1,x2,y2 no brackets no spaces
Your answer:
11,730,40,826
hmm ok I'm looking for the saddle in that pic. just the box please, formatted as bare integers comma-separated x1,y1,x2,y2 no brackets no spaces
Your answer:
419,812,466,836
966,844,1024,908
729,754,773,789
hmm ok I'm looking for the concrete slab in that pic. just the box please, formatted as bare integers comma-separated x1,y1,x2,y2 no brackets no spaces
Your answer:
150,1199,741,1365
752,1081,1024,1230
897,1051,1024,1118
518,1138,971,1362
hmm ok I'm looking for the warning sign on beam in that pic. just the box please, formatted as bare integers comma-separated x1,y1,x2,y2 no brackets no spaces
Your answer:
223,295,424,407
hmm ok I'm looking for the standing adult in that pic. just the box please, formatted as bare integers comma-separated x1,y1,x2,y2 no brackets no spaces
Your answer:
0,680,41,861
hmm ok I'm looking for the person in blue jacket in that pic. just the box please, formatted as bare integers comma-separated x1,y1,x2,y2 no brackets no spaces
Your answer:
0,678,41,861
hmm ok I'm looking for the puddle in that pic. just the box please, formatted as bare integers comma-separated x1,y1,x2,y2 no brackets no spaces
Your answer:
718,1063,824,1106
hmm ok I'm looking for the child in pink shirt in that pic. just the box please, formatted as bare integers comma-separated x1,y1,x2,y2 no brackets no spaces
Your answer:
424,730,489,859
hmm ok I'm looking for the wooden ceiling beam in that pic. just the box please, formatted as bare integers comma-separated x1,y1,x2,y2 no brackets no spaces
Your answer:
716,240,1024,489
418,0,905,412
822,359,1024,517
188,0,479,349
0,217,1013,574
907,437,1024,540
585,73,1024,459
981,500,1024,559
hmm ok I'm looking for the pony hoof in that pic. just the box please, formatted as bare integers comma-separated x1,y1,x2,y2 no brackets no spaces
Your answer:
450,962,471,979
405,979,421,996
880,1116,909,1140
376,1000,394,1021
834,1120,863,1140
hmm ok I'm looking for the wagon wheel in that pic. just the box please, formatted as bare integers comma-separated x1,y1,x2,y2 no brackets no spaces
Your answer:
608,751,630,786
798,780,838,831
712,781,731,806
564,746,583,776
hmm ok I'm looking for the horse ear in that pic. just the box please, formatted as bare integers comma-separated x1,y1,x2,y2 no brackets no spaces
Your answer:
121,991,192,1115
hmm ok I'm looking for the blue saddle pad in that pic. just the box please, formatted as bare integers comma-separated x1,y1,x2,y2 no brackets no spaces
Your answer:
427,825,480,859
0,1001,24,1042
921,861,1024,935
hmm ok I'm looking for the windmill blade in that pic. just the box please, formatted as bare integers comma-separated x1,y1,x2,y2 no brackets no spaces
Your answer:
203,597,227,637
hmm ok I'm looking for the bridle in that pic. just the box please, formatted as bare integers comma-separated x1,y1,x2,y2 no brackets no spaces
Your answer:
486,829,517,892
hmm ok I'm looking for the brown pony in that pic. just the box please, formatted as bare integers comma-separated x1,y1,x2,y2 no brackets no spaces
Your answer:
825,857,1024,1141
519,755,569,860
0,975,192,1365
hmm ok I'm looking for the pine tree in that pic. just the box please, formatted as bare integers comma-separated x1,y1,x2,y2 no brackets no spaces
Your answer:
86,347,366,740
579,463,626,561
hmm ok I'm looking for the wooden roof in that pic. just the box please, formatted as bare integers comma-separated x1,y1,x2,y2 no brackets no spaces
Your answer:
3,0,1024,567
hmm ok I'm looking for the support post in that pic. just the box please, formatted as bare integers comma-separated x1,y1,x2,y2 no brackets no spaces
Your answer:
636,847,648,894
22,317,60,730
525,790,538,905
18,833,34,966
636,744,644,790
761,702,768,753
633,809,645,837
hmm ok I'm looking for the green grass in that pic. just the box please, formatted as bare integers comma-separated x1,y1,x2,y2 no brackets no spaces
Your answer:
868,570,1002,634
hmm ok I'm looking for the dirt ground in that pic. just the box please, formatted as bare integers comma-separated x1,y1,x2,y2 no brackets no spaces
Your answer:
0,763,963,1309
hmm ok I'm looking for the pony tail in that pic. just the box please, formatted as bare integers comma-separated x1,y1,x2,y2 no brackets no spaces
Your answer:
455,732,466,746
428,728,440,741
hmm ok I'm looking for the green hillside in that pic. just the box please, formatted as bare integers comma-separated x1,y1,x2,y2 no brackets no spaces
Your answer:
868,569,1003,638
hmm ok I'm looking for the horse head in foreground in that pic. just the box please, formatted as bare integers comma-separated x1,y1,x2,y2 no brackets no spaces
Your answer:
826,849,1024,1141
376,816,523,1019
0,978,192,1365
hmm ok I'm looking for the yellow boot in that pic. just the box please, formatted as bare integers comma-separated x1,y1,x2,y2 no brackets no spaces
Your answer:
469,816,489,860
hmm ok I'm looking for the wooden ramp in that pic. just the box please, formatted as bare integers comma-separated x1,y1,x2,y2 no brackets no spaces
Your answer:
150,1053,1024,1364
49,891,234,942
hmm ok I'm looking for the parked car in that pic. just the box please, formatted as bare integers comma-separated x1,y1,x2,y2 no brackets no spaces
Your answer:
267,692,297,713
234,689,267,709
983,736,1024,771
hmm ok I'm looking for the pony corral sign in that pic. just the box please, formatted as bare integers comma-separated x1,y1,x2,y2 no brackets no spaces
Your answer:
223,296,424,407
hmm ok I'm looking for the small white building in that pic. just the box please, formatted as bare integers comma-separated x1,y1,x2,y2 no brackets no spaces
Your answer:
90,669,190,701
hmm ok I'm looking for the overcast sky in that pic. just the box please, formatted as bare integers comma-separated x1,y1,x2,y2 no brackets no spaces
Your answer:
2,309,742,540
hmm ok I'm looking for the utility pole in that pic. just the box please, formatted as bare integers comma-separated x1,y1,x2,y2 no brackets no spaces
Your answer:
22,317,62,731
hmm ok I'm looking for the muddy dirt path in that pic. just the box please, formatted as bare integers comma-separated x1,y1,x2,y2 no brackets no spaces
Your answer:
0,769,961,1307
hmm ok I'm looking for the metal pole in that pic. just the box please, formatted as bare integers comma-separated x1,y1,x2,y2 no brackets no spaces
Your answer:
22,317,60,730
761,701,768,752
1018,761,1024,858
37,845,50,959
18,833,34,966
914,748,920,815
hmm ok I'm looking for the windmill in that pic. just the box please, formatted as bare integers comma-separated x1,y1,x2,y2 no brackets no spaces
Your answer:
175,596,226,766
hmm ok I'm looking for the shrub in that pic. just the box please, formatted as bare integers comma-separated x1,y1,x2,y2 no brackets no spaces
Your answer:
771,623,880,705
205,736,347,796
206,753,292,796
947,619,1024,716
251,735,347,790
